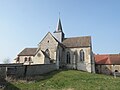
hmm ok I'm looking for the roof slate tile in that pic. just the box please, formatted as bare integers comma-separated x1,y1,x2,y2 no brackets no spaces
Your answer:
62,36,91,48
18,48,37,56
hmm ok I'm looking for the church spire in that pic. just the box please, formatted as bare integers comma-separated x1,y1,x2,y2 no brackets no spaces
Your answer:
53,17,65,42
56,18,63,32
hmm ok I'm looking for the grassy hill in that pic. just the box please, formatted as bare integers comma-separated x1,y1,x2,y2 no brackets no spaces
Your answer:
6,70,120,90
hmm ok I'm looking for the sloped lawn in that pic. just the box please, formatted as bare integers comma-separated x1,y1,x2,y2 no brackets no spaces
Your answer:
5,70,120,90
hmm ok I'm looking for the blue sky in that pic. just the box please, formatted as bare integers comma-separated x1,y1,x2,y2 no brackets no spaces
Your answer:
0,0,120,63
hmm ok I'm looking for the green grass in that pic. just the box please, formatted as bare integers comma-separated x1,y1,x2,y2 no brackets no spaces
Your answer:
6,70,120,90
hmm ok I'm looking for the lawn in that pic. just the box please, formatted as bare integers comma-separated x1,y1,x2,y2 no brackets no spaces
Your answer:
5,70,120,90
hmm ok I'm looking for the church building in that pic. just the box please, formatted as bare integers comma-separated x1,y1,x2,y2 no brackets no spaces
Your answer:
15,18,95,73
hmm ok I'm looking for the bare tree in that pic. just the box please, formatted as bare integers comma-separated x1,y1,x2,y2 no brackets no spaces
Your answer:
3,58,10,64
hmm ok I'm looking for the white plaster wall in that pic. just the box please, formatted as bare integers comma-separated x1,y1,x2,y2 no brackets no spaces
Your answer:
33,50,46,64
17,50,50,65
18,56,34,65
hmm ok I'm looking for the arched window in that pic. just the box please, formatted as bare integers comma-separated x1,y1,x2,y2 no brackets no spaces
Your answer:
24,57,27,62
45,49,50,57
28,57,33,65
80,50,85,61
67,52,70,64
28,57,31,62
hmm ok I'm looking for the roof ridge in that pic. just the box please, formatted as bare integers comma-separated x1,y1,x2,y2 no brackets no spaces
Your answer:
65,36,91,39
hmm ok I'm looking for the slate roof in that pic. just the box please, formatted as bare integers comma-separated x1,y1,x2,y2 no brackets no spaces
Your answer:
18,48,37,56
18,48,51,59
62,36,91,48
54,18,63,32
95,54,120,65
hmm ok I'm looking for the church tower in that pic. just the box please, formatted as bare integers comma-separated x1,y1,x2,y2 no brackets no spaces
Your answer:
53,18,65,42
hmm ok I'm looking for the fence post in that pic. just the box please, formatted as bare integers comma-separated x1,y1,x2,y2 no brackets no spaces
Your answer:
5,66,8,80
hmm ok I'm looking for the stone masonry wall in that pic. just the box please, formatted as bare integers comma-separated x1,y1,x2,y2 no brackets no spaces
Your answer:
0,67,6,78
25,64,56,76
6,64,56,78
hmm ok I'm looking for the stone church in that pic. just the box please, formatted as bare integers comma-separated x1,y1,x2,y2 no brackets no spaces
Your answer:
15,18,95,73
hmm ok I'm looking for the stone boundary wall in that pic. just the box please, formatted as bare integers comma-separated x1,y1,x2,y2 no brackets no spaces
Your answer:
0,64,57,78
7,66,25,77
0,67,6,78
25,64,56,76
